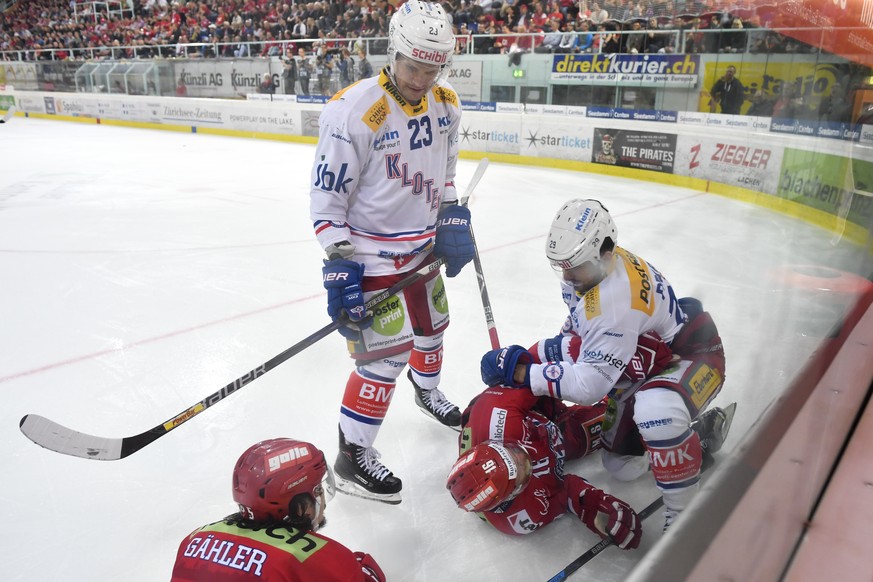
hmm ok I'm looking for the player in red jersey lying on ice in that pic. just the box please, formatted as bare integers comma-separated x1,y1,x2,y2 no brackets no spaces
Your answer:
447,383,644,547
444,332,679,548
449,325,732,543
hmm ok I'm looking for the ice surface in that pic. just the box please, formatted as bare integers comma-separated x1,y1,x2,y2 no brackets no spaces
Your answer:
0,119,861,581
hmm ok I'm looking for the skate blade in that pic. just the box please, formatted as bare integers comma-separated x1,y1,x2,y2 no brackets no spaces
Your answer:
415,404,462,432
418,406,461,432
335,475,402,505
719,402,738,442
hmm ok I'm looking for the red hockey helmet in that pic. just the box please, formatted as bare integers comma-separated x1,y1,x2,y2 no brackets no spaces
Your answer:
233,438,334,522
446,442,532,513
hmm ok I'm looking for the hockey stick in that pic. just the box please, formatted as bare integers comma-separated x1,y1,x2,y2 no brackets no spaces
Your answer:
463,158,501,348
546,497,665,582
459,157,489,208
546,402,738,582
19,257,444,460
0,105,16,124
19,161,491,461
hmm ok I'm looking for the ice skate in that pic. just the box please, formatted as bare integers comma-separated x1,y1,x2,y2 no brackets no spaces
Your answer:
692,402,737,471
334,429,402,505
409,370,461,431
662,508,680,533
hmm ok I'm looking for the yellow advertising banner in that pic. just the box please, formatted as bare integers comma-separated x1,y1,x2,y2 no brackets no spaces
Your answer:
699,61,848,115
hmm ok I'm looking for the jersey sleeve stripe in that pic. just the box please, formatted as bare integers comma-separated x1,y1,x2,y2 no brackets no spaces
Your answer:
349,227,436,242
314,220,348,235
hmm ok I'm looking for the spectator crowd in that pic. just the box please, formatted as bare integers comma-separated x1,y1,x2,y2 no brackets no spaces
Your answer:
0,0,803,62
1,0,851,120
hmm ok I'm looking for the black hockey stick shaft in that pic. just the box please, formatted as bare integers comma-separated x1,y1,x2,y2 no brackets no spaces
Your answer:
546,497,665,582
19,256,446,460
470,224,500,348
127,255,446,452
19,160,491,460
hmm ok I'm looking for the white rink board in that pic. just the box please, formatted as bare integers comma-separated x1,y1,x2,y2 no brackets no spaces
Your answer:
3,88,871,206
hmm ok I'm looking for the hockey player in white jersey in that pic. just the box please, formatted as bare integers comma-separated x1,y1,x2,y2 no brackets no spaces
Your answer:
310,1,474,504
480,199,729,530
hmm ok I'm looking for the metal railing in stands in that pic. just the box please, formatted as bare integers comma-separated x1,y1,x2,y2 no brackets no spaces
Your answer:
0,27,843,63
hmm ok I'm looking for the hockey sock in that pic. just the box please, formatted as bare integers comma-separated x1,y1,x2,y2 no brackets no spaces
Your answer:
408,344,443,390
645,428,702,511
339,368,397,447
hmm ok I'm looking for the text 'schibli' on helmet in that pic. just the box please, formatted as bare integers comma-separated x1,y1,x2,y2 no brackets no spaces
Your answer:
388,1,454,82
545,199,617,271
233,438,334,522
446,442,531,513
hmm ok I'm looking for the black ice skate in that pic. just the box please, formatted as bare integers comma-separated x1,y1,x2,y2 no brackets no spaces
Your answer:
692,402,737,472
334,428,402,505
662,508,680,533
409,370,461,431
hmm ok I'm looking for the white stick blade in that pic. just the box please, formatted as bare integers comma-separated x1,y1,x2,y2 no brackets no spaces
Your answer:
460,157,489,206
19,414,123,460
0,105,16,124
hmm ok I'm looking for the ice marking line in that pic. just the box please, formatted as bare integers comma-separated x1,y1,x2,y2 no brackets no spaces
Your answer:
2,195,700,384
0,293,323,384
0,240,310,254
484,193,703,253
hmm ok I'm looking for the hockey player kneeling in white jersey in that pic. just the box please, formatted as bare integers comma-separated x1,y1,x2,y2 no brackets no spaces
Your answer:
310,1,474,504
480,199,733,530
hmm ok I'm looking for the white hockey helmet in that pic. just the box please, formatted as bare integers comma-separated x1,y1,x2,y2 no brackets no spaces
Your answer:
546,199,617,271
388,1,454,79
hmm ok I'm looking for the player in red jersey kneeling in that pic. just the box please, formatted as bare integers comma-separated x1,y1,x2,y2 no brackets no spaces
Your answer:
172,438,384,581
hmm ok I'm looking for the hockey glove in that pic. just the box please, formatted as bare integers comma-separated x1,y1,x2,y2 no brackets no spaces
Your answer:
572,482,642,550
480,345,532,388
354,552,386,582
322,258,369,328
433,204,475,278
622,331,675,384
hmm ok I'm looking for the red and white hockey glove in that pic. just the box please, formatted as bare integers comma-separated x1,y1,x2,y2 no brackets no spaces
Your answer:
354,551,386,582
621,331,675,384
572,483,642,550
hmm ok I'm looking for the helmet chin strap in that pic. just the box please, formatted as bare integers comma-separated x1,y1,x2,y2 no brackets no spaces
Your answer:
385,64,399,91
